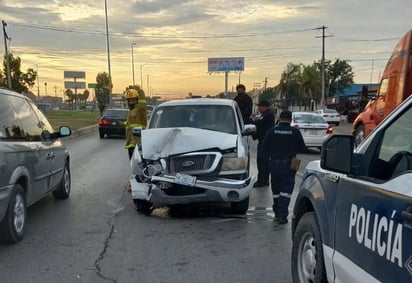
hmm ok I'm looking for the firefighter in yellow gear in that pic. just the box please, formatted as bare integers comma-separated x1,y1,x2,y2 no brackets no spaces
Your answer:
121,89,147,159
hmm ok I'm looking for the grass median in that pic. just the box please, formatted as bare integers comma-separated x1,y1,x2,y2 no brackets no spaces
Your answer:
44,110,101,131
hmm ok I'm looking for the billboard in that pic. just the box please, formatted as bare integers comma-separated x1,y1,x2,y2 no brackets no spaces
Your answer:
64,71,86,79
208,57,244,72
64,81,86,89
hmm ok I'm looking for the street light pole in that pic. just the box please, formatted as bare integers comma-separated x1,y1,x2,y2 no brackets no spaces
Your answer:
147,74,150,98
131,43,136,86
140,64,144,89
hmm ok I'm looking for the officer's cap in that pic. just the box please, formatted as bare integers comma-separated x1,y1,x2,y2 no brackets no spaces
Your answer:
279,110,292,119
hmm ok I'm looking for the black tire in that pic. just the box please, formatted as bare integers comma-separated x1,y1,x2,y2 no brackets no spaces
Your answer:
335,122,340,126
133,199,153,215
292,212,327,283
53,162,71,199
354,124,365,148
0,184,27,243
230,196,249,214
99,131,105,139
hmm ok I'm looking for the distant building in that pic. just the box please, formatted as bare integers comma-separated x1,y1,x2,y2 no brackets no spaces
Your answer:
327,83,379,122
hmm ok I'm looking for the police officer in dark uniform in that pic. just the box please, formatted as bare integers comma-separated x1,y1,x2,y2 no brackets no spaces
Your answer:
262,110,306,224
252,99,275,187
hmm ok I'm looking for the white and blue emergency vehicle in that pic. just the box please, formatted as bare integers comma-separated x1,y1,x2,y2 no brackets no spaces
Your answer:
291,94,412,282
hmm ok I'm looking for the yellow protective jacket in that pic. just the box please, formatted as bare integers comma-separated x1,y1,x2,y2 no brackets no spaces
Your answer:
124,102,147,148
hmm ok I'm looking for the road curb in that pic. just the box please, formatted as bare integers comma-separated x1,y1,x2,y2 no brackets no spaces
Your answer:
63,125,98,140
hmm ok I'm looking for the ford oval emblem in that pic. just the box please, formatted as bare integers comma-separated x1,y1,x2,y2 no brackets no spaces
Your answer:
182,160,194,167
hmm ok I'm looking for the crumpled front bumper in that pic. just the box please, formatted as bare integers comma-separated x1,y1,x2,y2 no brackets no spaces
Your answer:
130,174,257,206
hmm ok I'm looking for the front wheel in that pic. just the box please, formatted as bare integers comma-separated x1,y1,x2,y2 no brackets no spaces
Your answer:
230,196,249,214
0,184,27,243
133,199,153,215
354,124,365,148
292,212,327,283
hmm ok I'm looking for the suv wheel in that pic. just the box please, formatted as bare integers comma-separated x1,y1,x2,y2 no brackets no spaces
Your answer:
292,212,326,283
53,162,71,199
0,184,27,243
230,196,249,214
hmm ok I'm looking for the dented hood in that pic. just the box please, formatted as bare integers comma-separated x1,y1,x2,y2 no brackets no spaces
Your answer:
141,127,238,159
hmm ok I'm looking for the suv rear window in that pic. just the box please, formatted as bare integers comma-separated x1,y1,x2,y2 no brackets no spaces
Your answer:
102,109,128,119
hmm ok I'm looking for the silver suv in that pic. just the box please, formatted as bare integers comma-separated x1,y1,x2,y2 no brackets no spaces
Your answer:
0,88,71,243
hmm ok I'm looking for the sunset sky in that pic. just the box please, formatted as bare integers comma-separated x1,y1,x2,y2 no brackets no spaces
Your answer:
1,0,411,99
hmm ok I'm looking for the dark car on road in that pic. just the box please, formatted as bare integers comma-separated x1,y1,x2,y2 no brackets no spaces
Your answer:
98,108,128,138
0,87,72,243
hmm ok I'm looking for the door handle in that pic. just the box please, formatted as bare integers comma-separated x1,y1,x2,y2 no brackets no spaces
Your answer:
46,152,55,159
401,206,412,227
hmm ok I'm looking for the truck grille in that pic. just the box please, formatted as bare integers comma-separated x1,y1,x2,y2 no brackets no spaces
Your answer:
168,152,222,175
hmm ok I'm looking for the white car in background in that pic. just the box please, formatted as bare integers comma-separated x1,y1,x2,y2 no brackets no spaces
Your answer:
291,112,333,149
316,108,341,126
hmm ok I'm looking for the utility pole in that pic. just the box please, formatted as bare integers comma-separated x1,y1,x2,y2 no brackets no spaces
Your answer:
104,0,113,106
36,64,40,102
140,64,144,89
370,60,374,84
2,20,12,89
131,43,136,86
316,26,333,109
263,77,268,90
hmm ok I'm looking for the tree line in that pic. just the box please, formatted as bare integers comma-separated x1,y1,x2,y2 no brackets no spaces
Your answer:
259,58,354,110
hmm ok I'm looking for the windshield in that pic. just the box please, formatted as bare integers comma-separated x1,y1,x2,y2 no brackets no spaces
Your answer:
102,109,128,119
149,104,237,134
293,114,326,124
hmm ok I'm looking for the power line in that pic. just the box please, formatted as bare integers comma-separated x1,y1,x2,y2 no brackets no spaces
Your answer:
9,22,319,39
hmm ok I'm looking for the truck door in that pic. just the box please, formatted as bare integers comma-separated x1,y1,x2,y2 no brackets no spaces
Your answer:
374,75,398,125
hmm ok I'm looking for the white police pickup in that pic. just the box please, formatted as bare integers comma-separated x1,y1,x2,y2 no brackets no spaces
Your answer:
291,94,412,282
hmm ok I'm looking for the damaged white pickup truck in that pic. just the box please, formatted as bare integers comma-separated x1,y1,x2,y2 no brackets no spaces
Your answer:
130,98,257,215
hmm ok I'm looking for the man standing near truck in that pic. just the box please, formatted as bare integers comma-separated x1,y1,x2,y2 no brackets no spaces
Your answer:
252,99,275,187
233,84,253,124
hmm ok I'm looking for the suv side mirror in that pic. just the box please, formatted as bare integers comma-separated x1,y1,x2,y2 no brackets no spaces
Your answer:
321,134,353,174
59,126,71,136
242,124,256,136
